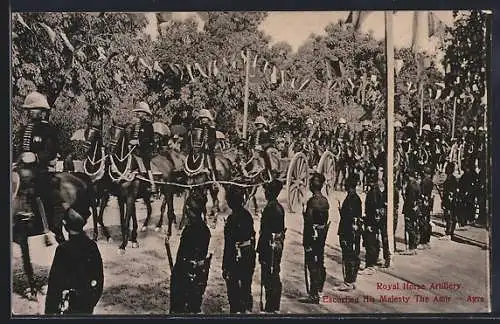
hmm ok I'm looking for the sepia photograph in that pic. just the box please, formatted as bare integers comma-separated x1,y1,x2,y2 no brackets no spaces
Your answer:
10,10,491,316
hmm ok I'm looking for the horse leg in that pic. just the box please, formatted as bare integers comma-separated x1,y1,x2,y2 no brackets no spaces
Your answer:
141,195,153,232
118,196,128,253
209,184,219,229
130,201,139,248
165,190,176,236
19,232,37,300
98,192,111,242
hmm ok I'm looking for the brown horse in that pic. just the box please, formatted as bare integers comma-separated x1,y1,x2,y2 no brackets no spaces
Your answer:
12,157,96,299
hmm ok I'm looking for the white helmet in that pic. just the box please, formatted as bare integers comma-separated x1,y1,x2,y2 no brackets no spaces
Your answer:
469,126,475,132
306,118,314,126
394,120,402,128
461,126,468,131
338,117,346,124
197,109,214,121
133,101,152,115
478,126,485,132
22,91,51,110
434,125,442,131
407,121,414,128
362,120,371,127
254,116,268,127
422,124,431,131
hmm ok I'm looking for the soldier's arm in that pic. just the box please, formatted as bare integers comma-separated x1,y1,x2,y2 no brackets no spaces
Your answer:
88,245,104,309
45,247,66,314
38,128,59,166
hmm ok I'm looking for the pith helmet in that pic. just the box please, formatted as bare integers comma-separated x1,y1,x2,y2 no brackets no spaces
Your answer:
478,126,484,132
362,120,371,126
306,118,314,126
197,109,214,121
22,91,50,110
254,116,268,127
468,126,475,132
434,125,442,131
461,126,468,131
133,101,152,115
422,124,431,131
407,121,414,128
338,117,346,124
394,120,402,128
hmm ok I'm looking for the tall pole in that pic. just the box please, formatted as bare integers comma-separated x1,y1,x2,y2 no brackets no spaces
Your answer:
385,11,395,255
242,49,251,139
451,96,457,139
419,82,424,136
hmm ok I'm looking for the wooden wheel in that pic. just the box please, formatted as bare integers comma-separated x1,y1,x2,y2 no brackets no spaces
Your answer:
316,151,335,197
287,152,309,213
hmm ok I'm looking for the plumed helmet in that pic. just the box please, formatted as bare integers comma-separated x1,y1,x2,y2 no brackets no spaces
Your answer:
407,121,414,128
133,101,152,115
197,109,214,121
338,117,346,124
434,125,442,131
422,124,431,131
254,116,268,127
22,91,51,110
394,120,402,128
306,118,314,126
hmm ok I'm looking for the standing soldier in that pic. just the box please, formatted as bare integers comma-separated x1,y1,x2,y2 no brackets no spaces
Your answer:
14,91,65,244
419,166,433,249
257,179,286,313
336,173,362,292
223,187,256,314
301,173,330,303
458,160,478,226
248,116,274,180
130,101,156,192
359,168,380,275
439,162,459,240
170,188,212,314
402,169,421,255
44,209,104,315
187,109,218,180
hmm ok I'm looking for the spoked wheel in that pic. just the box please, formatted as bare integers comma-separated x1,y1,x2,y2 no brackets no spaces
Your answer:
286,152,309,213
316,151,335,197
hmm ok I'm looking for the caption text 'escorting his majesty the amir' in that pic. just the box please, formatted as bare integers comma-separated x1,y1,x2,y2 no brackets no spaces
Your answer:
321,282,486,304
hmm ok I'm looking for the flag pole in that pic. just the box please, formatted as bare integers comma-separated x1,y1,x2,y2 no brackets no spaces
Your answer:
419,82,424,136
385,11,395,255
242,49,250,139
451,96,457,139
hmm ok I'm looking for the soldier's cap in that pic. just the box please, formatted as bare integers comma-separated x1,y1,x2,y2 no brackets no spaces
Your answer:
22,91,51,110
133,101,152,115
310,172,325,187
63,208,86,232
264,179,283,195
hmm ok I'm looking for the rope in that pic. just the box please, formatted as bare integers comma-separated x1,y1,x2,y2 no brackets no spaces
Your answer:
134,174,271,189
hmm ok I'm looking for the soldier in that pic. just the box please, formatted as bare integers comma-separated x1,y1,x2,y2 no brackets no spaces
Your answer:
405,121,417,147
336,173,362,292
248,116,274,180
395,120,404,145
130,101,156,192
334,117,351,145
170,188,212,314
301,173,330,303
359,168,380,275
439,162,459,240
458,160,478,226
188,109,218,180
45,208,104,315
402,169,421,255
304,118,321,166
14,91,65,244
257,179,286,313
223,186,256,314
419,166,433,249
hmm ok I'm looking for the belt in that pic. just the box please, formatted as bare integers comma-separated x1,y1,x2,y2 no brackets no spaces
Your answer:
235,239,253,261
312,223,327,230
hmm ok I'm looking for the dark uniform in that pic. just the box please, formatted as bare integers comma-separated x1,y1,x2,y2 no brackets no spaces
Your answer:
403,172,421,252
170,190,212,314
131,118,155,171
223,187,256,313
302,173,330,302
458,163,479,226
337,173,362,291
442,163,459,238
45,210,104,314
248,126,274,176
419,169,433,247
257,180,285,312
188,119,217,179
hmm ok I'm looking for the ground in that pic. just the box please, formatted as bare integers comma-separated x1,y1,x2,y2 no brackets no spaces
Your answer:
11,186,490,315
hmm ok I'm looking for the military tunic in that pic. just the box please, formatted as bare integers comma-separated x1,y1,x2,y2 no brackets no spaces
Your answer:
223,206,256,313
363,184,388,267
303,192,330,298
131,119,155,172
420,175,434,245
45,233,104,314
248,129,274,173
403,178,421,250
442,174,459,236
170,216,211,314
257,199,285,312
338,190,362,284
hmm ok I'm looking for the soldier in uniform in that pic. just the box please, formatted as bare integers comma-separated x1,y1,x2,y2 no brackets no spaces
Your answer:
170,188,212,314
301,173,330,303
248,116,274,180
336,173,362,292
405,121,418,147
458,160,478,226
304,118,321,166
45,208,104,314
188,109,218,180
419,166,433,249
257,179,286,313
14,92,65,244
439,162,459,240
402,169,421,255
359,167,380,275
130,101,156,192
395,120,404,145
223,186,256,314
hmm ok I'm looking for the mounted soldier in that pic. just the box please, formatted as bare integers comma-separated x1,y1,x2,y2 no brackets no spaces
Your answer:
432,125,448,173
248,116,274,180
359,120,373,157
303,117,321,167
334,117,351,150
186,109,218,181
13,91,66,244
130,101,156,192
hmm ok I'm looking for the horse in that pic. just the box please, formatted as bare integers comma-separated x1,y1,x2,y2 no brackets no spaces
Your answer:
12,155,96,299
332,140,352,191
